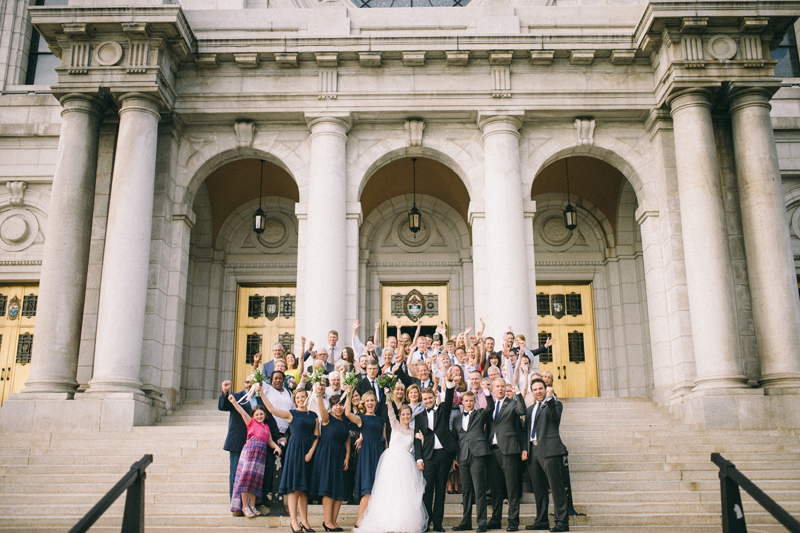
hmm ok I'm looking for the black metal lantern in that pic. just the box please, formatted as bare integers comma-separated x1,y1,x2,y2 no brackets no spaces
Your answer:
253,159,266,234
408,158,421,235
563,158,577,231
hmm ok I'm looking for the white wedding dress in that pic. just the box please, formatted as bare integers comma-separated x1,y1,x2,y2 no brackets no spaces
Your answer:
354,403,429,533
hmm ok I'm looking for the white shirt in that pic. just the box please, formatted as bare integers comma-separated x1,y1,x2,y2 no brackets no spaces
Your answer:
491,396,503,445
462,410,472,432
264,385,294,433
530,401,541,442
327,345,340,365
426,409,443,449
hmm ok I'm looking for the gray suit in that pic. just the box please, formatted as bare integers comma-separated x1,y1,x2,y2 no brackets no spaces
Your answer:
484,393,527,528
524,397,569,529
451,394,495,529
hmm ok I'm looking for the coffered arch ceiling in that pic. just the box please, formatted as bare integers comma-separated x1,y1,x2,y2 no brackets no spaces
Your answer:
203,158,299,247
360,156,470,228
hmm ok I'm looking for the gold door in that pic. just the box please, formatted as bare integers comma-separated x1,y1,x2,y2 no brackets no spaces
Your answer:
0,285,38,406
535,284,598,398
380,283,449,345
233,285,296,391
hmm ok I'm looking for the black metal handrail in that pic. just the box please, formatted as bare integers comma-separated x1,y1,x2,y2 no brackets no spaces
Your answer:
68,454,153,533
711,452,800,533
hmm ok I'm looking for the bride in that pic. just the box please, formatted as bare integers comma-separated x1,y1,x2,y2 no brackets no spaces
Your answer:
350,385,428,533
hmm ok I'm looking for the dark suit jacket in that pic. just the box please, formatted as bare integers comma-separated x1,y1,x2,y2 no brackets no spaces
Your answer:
524,397,568,458
357,376,386,418
261,360,275,378
484,393,527,455
218,389,280,453
395,365,434,391
413,385,458,461
452,394,495,463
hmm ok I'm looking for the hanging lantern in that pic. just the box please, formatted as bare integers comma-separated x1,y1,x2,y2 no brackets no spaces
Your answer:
563,158,578,231
253,160,266,234
408,157,421,235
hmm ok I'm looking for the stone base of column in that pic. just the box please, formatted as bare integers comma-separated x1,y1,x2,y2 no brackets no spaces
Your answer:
20,380,79,398
669,388,800,429
759,373,800,391
691,375,749,391
0,392,162,433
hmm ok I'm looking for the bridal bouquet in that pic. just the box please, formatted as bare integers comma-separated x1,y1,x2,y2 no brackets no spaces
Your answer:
307,366,328,386
343,370,359,388
377,372,398,401
238,367,267,405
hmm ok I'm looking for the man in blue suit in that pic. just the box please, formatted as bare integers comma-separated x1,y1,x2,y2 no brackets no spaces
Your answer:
219,376,281,515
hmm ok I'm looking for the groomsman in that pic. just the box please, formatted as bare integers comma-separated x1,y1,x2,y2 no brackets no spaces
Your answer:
452,388,495,532
484,378,527,532
414,380,458,532
522,378,569,532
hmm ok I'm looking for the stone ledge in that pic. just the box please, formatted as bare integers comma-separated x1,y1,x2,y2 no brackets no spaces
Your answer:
669,389,800,430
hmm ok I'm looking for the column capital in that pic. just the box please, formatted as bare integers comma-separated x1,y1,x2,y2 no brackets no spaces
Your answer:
477,111,524,138
666,87,713,115
305,112,352,138
117,93,162,120
58,93,107,118
726,85,775,115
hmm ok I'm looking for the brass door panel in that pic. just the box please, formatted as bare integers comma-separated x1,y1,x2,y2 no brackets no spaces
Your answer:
234,284,296,391
536,283,598,398
380,283,449,346
0,285,38,406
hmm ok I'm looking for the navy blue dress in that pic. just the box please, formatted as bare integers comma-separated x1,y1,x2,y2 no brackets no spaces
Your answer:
279,409,318,494
353,414,385,498
310,416,350,501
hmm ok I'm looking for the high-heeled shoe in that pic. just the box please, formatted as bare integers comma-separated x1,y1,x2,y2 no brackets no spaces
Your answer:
323,524,344,532
291,524,302,533
301,524,316,533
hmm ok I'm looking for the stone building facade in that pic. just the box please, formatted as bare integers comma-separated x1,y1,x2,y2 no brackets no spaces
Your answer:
0,0,799,432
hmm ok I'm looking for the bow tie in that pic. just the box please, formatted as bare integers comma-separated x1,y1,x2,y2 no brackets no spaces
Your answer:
427,408,435,413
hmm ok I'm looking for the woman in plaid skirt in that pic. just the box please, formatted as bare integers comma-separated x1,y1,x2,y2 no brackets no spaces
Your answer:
228,391,282,518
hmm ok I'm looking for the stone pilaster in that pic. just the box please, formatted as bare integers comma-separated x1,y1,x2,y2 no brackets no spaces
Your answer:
19,94,105,397
728,87,800,390
668,89,747,390
478,112,532,339
84,93,162,400
301,113,350,347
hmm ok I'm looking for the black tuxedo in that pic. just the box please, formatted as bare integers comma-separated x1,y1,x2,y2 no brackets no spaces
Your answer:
484,393,526,528
219,389,280,500
395,365,435,391
413,385,457,530
451,394,495,529
524,397,568,529
356,376,386,418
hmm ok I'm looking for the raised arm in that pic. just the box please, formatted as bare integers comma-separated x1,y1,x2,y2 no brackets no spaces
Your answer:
252,352,262,373
385,387,403,431
353,320,366,356
344,385,362,426
477,318,485,339
316,384,330,426
219,380,233,412
228,394,252,425
411,319,422,347
259,385,293,422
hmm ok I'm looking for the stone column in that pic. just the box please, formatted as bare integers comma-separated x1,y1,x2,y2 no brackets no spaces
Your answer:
729,87,800,389
84,94,161,396
302,114,350,346
478,113,532,338
22,94,105,397
668,89,747,390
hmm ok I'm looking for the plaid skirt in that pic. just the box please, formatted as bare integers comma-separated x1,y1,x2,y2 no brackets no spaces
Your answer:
231,437,268,511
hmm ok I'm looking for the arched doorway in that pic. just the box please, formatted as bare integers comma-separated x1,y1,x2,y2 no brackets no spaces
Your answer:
182,157,299,399
359,156,471,343
532,156,652,399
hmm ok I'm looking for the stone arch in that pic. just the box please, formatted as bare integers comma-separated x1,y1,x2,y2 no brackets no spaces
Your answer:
360,194,471,252
216,196,298,256
616,180,640,249
350,138,478,204
527,140,651,210
178,140,306,211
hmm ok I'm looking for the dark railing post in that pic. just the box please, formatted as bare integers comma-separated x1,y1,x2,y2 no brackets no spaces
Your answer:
121,463,146,533
714,453,748,533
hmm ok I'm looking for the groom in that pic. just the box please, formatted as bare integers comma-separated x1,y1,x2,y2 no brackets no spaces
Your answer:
414,379,458,532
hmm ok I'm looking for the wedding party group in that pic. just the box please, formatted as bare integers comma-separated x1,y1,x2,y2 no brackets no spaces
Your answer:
219,320,571,533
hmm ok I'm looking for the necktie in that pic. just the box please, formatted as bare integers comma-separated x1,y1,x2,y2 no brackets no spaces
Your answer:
494,400,501,420
531,402,540,441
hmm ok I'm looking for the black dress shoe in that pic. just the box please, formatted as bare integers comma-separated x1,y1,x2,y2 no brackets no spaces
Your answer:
477,527,487,533
526,525,550,531
486,522,502,530
435,527,446,532
507,527,519,532
549,526,569,532
453,526,472,531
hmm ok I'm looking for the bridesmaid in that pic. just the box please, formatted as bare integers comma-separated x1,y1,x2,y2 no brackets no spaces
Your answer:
311,385,350,532
346,388,363,505
344,386,385,528
261,386,319,533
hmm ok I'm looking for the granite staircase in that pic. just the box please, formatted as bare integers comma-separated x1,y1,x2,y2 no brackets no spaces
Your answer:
0,397,798,532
